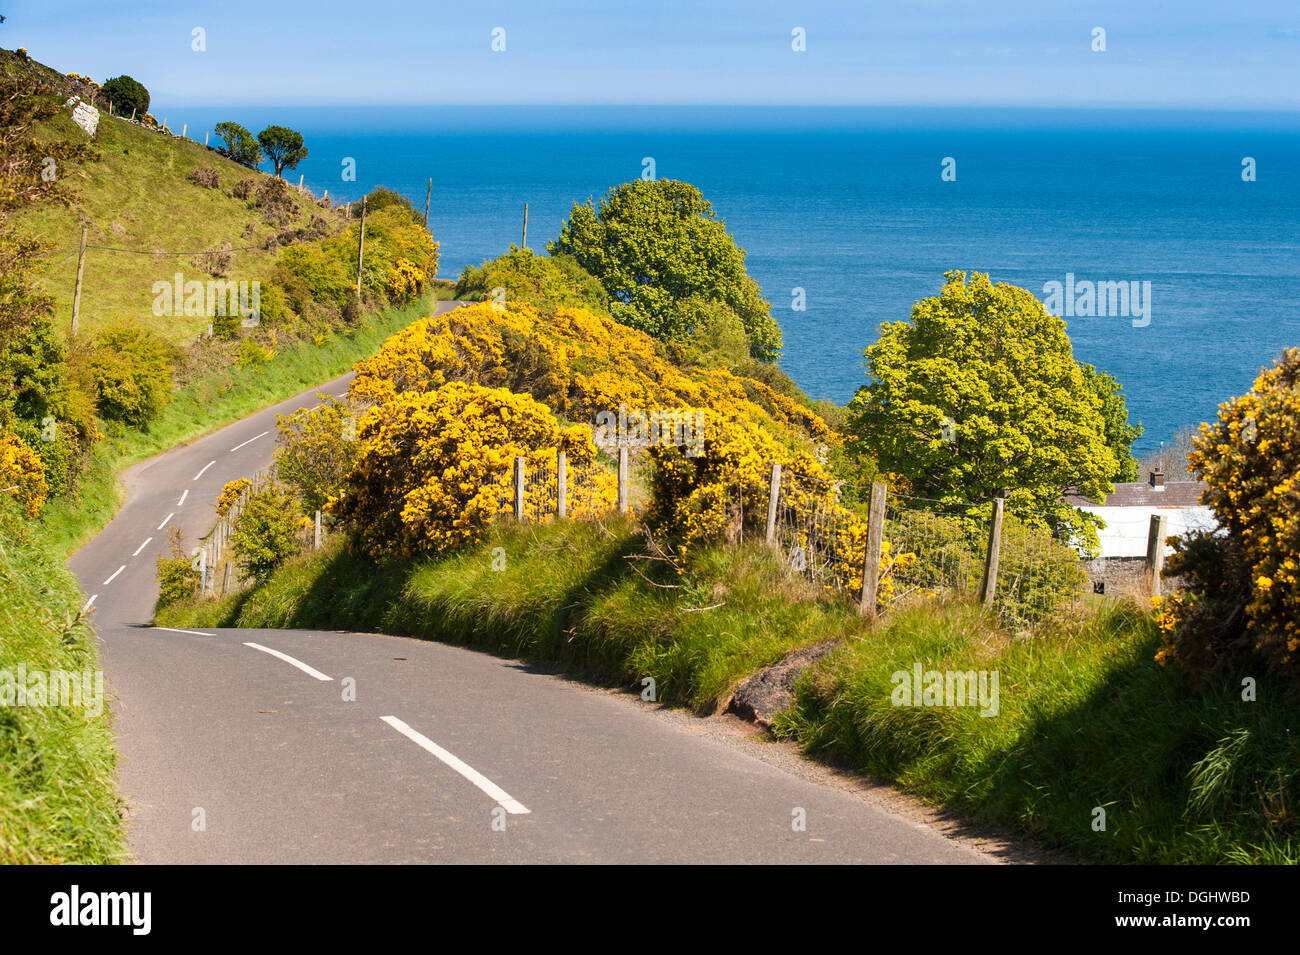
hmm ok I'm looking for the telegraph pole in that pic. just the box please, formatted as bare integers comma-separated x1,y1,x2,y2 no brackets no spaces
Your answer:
355,196,367,298
70,226,88,336
424,177,432,229
521,202,528,249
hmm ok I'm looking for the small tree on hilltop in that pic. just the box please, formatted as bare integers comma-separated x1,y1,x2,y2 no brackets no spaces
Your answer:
101,75,150,116
214,121,263,168
257,125,308,178
846,270,1120,544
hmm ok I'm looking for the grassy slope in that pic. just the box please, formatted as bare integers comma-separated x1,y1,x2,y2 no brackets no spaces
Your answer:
159,521,1299,864
0,500,124,863
15,68,344,341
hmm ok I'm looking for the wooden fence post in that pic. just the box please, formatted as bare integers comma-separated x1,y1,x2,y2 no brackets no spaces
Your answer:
858,482,888,618
314,510,322,550
979,496,1006,609
765,463,782,544
617,447,629,514
556,451,567,519
513,456,526,521
1146,513,1169,598
424,178,432,229
221,561,231,597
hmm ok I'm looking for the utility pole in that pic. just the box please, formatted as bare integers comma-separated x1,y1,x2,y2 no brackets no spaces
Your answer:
424,177,432,229
355,196,367,298
521,202,528,249
70,226,88,336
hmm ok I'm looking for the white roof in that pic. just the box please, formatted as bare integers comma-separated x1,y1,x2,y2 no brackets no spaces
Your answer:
1078,505,1219,559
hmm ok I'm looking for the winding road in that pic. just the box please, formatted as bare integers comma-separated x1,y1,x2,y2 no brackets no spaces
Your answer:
68,301,994,864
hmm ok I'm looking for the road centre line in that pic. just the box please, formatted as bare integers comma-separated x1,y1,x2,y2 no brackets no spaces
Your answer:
380,715,531,815
193,460,215,481
132,537,153,557
157,512,174,530
243,642,333,681
102,565,126,586
82,594,97,613
153,626,216,636
230,431,269,453
178,489,189,506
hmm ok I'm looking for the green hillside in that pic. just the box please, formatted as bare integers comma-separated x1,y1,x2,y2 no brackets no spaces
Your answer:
4,49,350,342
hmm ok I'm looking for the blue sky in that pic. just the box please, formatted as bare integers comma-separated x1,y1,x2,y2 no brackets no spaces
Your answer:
7,1,1299,109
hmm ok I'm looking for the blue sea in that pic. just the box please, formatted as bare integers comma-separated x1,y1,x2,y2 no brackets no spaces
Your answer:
169,106,1300,458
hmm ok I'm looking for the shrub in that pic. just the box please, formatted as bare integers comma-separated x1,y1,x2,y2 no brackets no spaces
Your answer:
155,528,199,607
236,340,276,368
230,484,301,578
1158,348,1300,683
213,122,262,168
0,430,47,517
334,382,606,557
254,175,298,227
186,166,219,189
90,326,175,428
101,75,150,117
231,178,254,200
455,246,606,313
274,396,361,513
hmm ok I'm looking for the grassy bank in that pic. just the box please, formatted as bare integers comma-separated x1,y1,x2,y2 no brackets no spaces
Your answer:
0,501,124,863
158,517,841,710
158,518,1299,864
42,294,444,558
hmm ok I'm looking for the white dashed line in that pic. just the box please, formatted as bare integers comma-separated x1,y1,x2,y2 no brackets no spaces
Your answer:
230,431,269,453
102,565,126,586
380,715,531,815
132,537,153,557
81,594,97,613
153,626,216,636
243,642,333,681
157,512,174,530
177,489,189,506
193,460,216,481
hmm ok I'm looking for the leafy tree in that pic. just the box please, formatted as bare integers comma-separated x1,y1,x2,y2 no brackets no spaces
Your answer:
214,121,262,168
846,271,1118,541
100,75,150,117
230,484,301,578
155,528,199,607
256,125,308,178
1078,362,1142,482
89,326,176,428
455,246,607,312
548,179,783,361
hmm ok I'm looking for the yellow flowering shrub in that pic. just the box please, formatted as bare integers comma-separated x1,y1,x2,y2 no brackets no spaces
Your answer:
333,382,607,557
386,257,425,301
216,478,251,517
350,302,835,448
0,430,48,518
1158,347,1300,683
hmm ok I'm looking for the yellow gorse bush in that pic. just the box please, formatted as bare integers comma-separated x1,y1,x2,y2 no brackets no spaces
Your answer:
215,478,251,517
333,382,611,557
0,430,48,518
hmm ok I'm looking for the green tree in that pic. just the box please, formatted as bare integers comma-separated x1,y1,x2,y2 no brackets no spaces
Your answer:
548,179,783,361
256,125,308,178
100,75,150,117
846,271,1118,541
90,326,176,429
214,121,263,168
1078,362,1142,482
230,484,301,578
274,395,361,513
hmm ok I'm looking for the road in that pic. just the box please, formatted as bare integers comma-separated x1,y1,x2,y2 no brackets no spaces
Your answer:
68,301,993,864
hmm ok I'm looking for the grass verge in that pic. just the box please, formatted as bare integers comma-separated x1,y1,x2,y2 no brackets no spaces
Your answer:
0,500,124,863
159,518,1300,864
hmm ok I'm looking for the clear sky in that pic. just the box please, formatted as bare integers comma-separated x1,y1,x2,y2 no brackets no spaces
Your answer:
6,1,1299,109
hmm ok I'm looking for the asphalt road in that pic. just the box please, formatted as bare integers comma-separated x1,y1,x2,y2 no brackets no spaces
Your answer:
68,301,991,864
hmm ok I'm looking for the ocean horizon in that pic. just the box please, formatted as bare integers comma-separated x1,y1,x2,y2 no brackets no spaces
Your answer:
165,106,1300,458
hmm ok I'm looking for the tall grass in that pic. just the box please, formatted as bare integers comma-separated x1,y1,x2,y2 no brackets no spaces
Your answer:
0,500,124,863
